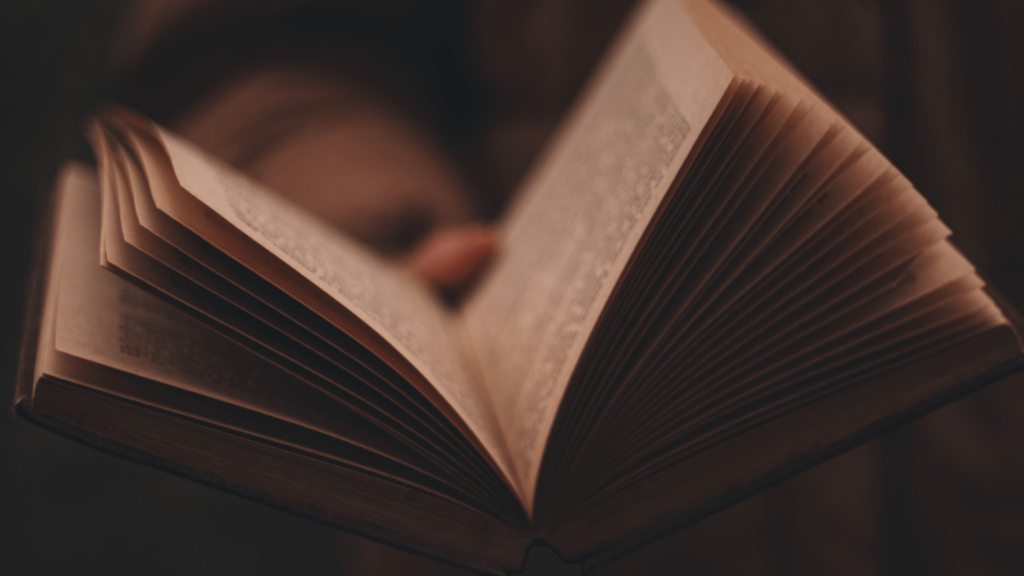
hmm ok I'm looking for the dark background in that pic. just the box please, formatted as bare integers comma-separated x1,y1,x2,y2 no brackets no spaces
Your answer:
2,0,1023,574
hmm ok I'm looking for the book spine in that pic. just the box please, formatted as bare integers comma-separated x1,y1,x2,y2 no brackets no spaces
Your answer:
12,170,62,414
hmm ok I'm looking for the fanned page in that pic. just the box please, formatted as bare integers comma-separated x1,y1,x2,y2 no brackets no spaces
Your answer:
38,163,460,498
113,115,520,494
84,112,528,520
535,0,1016,541
462,0,735,507
30,161,533,576
92,118,529,526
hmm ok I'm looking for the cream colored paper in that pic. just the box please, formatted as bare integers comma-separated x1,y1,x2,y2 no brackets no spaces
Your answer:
52,163,389,450
462,0,735,504
100,112,516,496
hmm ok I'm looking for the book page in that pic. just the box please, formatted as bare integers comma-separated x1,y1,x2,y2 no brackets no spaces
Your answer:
462,0,735,504
52,162,403,458
96,130,530,516
106,114,518,498
38,163,516,514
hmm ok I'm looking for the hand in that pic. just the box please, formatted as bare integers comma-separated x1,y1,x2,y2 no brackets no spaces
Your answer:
406,225,497,302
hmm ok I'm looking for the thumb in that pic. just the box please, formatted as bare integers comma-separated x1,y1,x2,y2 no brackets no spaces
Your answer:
407,226,497,295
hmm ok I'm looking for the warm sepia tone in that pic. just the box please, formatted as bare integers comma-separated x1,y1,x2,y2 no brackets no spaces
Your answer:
3,0,1024,574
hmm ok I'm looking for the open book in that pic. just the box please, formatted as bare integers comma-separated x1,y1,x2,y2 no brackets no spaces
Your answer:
15,0,1024,573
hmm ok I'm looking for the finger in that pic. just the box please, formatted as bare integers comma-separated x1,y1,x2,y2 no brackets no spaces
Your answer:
407,226,497,293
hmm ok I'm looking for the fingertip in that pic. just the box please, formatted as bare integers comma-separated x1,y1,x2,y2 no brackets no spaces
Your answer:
409,225,498,295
